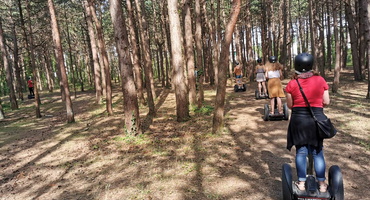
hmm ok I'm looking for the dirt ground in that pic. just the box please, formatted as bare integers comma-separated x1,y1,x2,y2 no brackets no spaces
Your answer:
0,69,369,200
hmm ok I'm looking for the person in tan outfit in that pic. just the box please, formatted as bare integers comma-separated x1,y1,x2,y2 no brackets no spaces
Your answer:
233,62,243,89
265,56,285,115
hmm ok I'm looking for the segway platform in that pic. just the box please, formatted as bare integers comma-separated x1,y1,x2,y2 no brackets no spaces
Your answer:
28,94,35,99
282,163,344,200
255,89,268,100
263,102,289,121
234,84,247,92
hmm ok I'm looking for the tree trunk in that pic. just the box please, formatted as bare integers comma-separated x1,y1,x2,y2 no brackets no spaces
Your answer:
184,0,196,105
84,0,102,104
366,0,370,98
89,0,113,115
25,0,41,117
212,0,241,134
126,0,145,105
11,20,23,101
195,0,204,108
48,0,75,123
359,0,367,80
0,18,18,110
134,0,157,102
345,0,362,81
134,0,156,115
109,0,141,134
167,0,190,122
326,0,332,71
332,0,341,93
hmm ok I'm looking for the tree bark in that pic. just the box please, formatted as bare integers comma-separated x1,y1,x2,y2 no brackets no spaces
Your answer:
366,0,370,98
332,0,341,93
212,0,241,134
167,0,190,122
134,0,156,115
89,0,113,115
184,0,196,105
0,18,18,110
126,0,145,105
109,0,141,134
134,0,157,102
345,0,362,81
48,0,75,123
84,0,102,104
195,0,204,108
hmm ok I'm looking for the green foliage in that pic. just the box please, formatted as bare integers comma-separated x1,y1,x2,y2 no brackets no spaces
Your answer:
193,105,214,116
113,134,150,145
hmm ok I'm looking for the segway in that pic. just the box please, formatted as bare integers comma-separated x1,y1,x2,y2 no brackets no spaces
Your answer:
234,79,247,92
282,155,344,200
263,97,289,121
255,89,268,99
28,94,35,99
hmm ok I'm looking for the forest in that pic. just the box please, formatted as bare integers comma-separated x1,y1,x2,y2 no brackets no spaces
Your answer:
0,0,369,199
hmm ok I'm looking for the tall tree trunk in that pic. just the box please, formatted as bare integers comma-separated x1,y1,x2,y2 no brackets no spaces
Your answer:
84,0,102,104
109,0,141,134
366,0,370,98
134,0,156,115
332,0,341,93
26,0,41,117
48,0,75,123
11,17,23,101
89,0,113,115
212,0,241,134
325,1,332,71
0,18,18,110
359,0,367,79
345,0,362,81
195,0,204,108
126,0,145,105
168,0,189,122
134,0,157,102
184,0,196,105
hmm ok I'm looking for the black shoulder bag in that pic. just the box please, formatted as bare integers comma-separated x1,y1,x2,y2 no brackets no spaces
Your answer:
296,79,337,139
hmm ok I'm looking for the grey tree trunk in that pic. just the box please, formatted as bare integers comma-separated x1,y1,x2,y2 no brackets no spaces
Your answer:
109,0,141,134
126,0,145,105
0,18,18,110
84,0,102,104
48,0,75,123
332,0,341,93
345,0,362,81
184,0,196,105
88,0,113,115
212,0,241,134
134,0,156,115
167,0,189,122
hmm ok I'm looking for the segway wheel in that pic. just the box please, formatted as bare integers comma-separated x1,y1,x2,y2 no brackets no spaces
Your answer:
283,103,289,120
255,89,259,99
242,84,247,91
282,164,293,200
329,165,344,200
263,104,269,121
234,85,238,92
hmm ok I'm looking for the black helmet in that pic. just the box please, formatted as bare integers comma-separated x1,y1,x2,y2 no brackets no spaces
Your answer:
268,56,277,63
234,61,239,65
257,58,262,63
294,53,314,73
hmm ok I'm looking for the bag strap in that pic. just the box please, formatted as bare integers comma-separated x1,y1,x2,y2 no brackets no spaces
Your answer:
296,79,318,122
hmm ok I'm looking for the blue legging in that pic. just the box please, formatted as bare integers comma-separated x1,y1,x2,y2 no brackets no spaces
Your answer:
296,145,326,181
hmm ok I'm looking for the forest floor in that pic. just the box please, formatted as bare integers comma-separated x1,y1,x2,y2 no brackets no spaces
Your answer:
0,69,369,200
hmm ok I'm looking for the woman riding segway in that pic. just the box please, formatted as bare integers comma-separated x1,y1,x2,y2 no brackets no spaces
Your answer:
285,53,329,193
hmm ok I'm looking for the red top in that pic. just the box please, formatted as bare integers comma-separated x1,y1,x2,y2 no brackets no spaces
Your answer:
285,76,329,108
27,80,33,88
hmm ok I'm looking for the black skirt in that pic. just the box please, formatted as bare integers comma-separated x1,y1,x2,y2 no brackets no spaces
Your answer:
287,107,326,151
